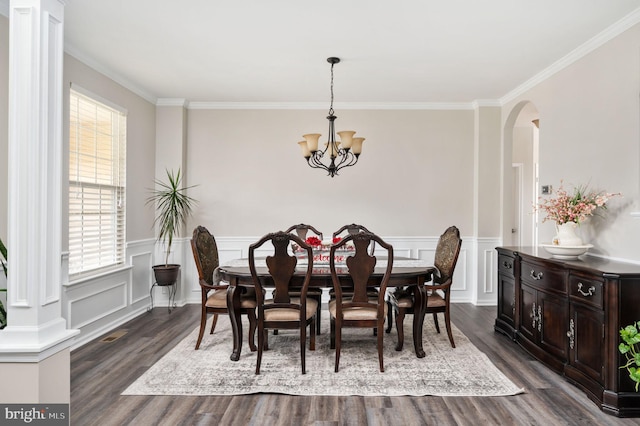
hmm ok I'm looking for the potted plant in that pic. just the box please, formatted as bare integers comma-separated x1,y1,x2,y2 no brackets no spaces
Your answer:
619,321,640,391
146,168,197,286
0,236,7,329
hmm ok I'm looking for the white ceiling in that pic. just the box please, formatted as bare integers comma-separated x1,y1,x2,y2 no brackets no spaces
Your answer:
15,1,640,105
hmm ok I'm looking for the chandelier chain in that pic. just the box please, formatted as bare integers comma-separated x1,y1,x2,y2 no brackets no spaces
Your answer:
329,62,335,116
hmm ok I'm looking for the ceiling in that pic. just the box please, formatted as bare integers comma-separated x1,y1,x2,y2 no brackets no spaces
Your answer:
13,1,640,105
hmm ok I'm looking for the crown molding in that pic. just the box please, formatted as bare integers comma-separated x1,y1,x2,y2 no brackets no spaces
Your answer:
471,100,503,108
156,98,189,108
187,101,478,110
64,42,158,105
501,7,640,105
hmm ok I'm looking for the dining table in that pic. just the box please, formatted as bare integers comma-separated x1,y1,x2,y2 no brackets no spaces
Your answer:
218,257,436,361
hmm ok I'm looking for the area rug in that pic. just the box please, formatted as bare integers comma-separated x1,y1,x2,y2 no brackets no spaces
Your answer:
122,312,524,397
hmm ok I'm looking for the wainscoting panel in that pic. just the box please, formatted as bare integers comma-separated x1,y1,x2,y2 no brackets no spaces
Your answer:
68,280,127,330
475,238,500,306
130,251,152,305
62,238,155,349
63,235,502,350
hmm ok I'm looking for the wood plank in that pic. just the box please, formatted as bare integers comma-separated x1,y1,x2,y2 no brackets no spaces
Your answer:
70,304,640,425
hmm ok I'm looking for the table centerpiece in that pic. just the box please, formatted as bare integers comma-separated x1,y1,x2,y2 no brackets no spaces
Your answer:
292,236,354,264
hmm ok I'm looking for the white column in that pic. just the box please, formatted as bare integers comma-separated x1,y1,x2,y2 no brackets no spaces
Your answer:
0,0,78,403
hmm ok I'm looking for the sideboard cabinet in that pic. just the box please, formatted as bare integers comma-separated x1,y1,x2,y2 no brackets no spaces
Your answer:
495,247,640,417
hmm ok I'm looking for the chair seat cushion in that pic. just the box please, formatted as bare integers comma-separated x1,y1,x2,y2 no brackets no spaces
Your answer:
394,293,446,309
395,297,413,308
205,289,257,309
427,293,446,308
328,300,387,320
263,298,318,321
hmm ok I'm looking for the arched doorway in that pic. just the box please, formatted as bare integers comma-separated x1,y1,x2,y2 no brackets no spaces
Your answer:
503,101,539,247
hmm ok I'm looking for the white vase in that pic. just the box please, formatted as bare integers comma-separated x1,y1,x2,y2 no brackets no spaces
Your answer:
554,222,583,246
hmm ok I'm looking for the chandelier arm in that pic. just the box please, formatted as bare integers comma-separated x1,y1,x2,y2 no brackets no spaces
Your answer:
308,152,330,172
332,150,350,169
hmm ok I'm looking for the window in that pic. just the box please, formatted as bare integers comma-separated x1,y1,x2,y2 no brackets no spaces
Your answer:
69,87,126,276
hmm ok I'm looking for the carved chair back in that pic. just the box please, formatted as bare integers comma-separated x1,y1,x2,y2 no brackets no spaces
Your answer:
433,226,462,286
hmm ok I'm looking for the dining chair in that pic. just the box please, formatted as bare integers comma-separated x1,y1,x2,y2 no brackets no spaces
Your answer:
249,231,317,375
386,226,462,349
330,224,380,334
329,231,393,372
284,223,324,334
285,223,324,242
332,223,374,254
191,225,257,351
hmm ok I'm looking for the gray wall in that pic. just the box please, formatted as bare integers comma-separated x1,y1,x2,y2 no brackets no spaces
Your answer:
503,21,640,260
185,108,476,238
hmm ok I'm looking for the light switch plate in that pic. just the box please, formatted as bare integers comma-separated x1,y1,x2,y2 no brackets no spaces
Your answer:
541,185,552,195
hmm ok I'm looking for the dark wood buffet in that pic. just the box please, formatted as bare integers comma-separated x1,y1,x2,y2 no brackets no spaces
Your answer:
495,246,640,417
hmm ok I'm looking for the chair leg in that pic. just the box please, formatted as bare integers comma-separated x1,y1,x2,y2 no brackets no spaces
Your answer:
330,317,336,349
195,311,207,350
395,308,405,351
385,301,393,333
433,312,441,333
263,329,269,351
444,310,456,348
310,317,316,351
300,323,307,374
334,321,341,373
377,321,384,372
256,323,264,375
247,310,257,352
316,296,322,335
209,314,218,334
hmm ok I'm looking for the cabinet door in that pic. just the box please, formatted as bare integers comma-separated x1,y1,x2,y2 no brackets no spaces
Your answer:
569,303,604,383
539,291,568,362
519,284,537,342
498,273,516,328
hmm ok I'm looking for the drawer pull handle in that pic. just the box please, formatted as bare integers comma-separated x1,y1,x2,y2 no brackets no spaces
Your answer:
530,270,543,280
502,261,512,269
577,282,595,297
567,318,575,349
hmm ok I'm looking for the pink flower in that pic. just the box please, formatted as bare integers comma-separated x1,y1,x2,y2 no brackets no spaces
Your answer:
535,181,621,225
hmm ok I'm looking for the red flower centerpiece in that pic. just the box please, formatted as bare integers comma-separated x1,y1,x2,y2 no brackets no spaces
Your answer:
305,236,322,247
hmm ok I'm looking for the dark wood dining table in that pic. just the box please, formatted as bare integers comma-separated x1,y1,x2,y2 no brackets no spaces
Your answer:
218,257,436,361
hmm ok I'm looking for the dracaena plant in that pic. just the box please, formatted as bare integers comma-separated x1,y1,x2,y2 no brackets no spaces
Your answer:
619,321,640,391
146,168,198,266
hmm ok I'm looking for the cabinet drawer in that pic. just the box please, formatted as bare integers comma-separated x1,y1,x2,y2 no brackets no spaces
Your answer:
569,275,603,309
521,259,566,293
498,254,515,277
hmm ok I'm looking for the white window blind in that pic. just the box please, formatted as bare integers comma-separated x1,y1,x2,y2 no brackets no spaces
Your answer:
69,88,126,276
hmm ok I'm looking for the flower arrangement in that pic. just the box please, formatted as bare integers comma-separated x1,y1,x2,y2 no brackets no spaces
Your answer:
305,236,322,247
304,236,342,247
535,182,620,225
295,236,350,264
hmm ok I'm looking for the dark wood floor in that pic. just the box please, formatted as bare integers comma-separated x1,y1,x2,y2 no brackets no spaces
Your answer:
70,304,640,426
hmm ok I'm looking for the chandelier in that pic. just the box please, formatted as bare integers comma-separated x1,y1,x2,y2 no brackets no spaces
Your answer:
297,57,364,177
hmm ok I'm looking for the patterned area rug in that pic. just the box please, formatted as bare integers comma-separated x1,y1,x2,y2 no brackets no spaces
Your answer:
122,312,524,397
